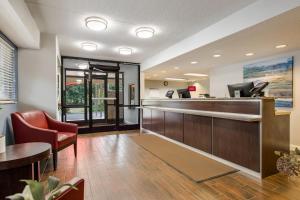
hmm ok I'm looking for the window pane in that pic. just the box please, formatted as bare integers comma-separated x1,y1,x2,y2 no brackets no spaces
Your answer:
0,36,16,102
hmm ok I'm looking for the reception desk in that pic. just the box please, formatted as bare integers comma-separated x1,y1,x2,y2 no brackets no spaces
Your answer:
141,98,290,178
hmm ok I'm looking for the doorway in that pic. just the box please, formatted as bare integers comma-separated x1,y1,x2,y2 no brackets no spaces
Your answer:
61,57,140,133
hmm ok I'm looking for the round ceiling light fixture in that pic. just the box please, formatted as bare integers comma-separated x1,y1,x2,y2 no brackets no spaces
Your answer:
135,27,155,39
119,47,133,55
81,42,97,51
85,17,108,31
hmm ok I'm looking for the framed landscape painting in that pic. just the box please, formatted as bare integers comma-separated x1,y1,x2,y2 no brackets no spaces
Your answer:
243,56,293,109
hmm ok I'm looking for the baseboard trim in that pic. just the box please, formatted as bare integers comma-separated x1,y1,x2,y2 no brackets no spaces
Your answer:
141,128,261,179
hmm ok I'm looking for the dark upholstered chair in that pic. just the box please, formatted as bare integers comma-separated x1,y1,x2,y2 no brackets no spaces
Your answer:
11,111,78,170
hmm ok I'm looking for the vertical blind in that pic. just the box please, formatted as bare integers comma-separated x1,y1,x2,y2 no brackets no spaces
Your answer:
0,36,17,102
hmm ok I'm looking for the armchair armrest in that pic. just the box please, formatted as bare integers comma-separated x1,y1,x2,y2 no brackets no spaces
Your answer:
11,113,58,148
44,112,78,133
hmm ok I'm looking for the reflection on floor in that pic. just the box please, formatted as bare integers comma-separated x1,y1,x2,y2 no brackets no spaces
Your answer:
43,130,300,200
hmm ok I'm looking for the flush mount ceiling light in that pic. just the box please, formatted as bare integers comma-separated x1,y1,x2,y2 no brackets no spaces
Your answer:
245,52,254,56
81,42,97,51
78,63,88,69
213,54,221,58
184,73,208,77
276,44,287,49
85,17,108,31
135,27,155,39
119,47,133,55
190,61,198,64
165,77,186,81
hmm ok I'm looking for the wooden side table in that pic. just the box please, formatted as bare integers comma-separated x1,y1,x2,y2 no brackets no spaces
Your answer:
0,142,51,199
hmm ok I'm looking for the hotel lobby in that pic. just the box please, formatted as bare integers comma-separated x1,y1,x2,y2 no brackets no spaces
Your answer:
0,0,300,199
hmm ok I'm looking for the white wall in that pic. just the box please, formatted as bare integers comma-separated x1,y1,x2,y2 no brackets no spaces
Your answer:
210,50,300,146
18,33,58,117
188,80,210,98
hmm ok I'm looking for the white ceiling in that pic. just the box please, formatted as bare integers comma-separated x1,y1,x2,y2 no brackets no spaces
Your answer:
25,0,256,63
144,6,300,81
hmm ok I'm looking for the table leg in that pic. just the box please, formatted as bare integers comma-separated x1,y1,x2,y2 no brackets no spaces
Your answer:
33,161,41,181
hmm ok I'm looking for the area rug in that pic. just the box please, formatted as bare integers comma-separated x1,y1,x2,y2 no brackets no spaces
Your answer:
130,134,237,182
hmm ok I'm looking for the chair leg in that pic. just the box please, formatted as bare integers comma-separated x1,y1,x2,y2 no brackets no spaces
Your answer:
74,142,77,158
53,151,57,171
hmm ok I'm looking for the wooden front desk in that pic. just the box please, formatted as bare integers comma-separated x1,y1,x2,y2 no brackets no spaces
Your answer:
141,98,290,178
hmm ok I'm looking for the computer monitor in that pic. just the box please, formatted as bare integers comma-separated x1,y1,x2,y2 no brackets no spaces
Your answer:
228,82,254,97
165,90,174,99
177,89,191,98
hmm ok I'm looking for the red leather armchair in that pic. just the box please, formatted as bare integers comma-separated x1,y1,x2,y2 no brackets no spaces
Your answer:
11,111,78,170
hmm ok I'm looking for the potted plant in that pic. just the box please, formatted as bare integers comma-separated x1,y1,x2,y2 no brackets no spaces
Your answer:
274,148,300,178
6,176,77,200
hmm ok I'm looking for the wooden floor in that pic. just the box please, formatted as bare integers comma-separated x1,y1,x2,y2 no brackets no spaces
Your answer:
43,131,300,200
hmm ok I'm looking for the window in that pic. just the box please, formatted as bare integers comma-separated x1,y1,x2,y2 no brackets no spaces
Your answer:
0,33,17,103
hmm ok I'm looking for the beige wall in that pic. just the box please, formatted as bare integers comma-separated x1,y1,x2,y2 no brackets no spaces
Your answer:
144,80,188,99
18,33,58,117
209,50,300,146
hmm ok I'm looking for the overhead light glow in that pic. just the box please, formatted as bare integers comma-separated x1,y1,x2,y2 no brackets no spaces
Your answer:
190,61,198,64
78,63,88,69
85,17,108,31
165,77,186,81
245,53,254,56
135,27,155,39
213,54,221,58
276,44,287,49
119,47,133,55
81,42,97,51
184,73,208,77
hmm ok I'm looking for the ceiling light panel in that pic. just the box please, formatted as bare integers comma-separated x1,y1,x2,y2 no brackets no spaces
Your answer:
119,47,133,55
85,17,108,31
81,42,97,51
184,73,208,77
136,27,155,39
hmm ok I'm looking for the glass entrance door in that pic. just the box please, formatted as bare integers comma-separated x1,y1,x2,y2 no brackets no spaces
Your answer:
61,57,140,133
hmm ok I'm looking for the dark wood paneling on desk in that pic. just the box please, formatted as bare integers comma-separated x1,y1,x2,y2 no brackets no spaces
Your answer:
165,112,183,142
142,108,152,131
152,110,165,135
212,118,260,172
184,114,212,153
142,100,260,115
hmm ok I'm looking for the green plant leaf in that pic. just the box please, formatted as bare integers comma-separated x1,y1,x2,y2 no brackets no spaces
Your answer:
5,194,25,200
21,180,45,200
47,176,60,192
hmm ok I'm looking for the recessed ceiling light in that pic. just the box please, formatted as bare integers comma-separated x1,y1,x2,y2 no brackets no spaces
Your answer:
184,73,208,77
174,67,179,70
85,17,108,31
78,63,88,69
245,53,254,56
119,47,133,55
276,44,287,49
165,77,186,81
135,27,155,39
191,61,198,64
81,42,97,51
213,54,221,58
